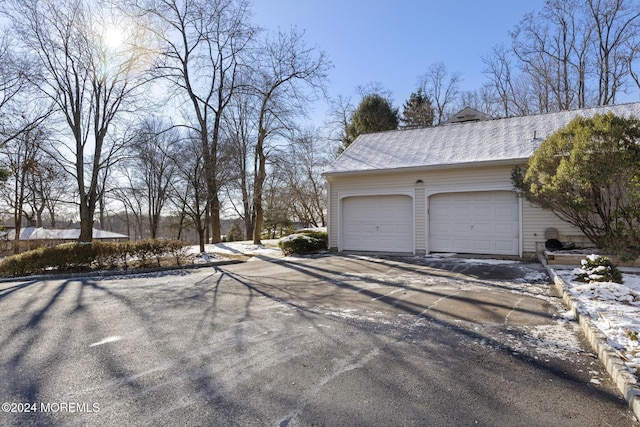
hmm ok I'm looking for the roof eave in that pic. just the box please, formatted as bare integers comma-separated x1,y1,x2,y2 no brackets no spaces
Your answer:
323,157,529,178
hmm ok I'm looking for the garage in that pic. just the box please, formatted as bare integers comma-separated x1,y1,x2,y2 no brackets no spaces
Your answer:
341,195,413,253
429,191,519,255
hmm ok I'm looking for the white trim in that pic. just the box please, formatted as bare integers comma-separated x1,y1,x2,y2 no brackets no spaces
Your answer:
338,189,415,200
324,158,525,178
425,184,515,198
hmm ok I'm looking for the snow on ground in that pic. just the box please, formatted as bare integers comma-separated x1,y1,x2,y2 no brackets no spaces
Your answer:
186,239,283,262
555,263,640,378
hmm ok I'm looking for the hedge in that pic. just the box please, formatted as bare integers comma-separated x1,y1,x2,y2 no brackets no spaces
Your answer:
0,240,189,277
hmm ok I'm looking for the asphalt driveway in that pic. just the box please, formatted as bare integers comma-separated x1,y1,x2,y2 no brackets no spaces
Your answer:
0,254,638,426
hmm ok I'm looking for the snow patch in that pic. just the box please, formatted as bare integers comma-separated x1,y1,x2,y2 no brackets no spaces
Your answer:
89,335,122,347
187,240,283,258
556,266,640,378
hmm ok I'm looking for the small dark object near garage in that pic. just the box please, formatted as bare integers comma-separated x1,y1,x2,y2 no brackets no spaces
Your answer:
545,239,576,251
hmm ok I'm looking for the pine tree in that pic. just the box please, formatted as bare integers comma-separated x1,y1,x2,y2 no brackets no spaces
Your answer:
400,89,434,128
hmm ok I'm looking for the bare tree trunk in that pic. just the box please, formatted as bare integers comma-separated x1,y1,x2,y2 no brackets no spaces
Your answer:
13,187,23,255
124,205,131,240
79,197,94,242
252,130,267,244
48,208,56,228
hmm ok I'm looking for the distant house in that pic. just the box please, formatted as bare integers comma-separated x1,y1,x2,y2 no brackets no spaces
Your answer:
5,227,128,241
323,103,640,258
443,106,493,124
2,227,128,253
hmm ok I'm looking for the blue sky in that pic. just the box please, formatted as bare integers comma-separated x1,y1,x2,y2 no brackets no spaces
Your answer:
252,0,546,117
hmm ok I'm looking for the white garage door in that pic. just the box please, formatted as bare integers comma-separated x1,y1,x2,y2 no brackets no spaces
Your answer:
342,195,413,253
429,191,519,255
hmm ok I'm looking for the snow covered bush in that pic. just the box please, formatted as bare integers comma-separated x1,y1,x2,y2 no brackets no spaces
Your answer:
575,255,623,284
278,231,327,256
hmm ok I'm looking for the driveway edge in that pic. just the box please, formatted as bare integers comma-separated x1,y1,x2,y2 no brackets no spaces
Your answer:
539,254,640,421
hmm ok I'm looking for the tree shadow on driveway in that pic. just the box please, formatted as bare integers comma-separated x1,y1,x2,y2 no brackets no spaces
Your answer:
0,255,636,426
227,255,632,405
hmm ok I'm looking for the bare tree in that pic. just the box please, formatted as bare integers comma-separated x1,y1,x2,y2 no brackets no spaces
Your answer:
110,184,146,240
326,95,355,152
250,28,330,244
0,122,69,252
586,0,640,105
167,133,209,252
35,160,72,229
134,0,256,244
1,126,43,253
4,0,154,241
278,131,328,228
482,45,529,117
0,28,53,163
221,90,255,240
419,62,461,125
0,34,26,121
490,0,640,115
510,0,594,112
127,118,180,238
24,156,70,229
456,86,500,118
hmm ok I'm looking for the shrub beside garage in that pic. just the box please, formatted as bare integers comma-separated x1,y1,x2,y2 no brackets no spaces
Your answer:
278,230,328,256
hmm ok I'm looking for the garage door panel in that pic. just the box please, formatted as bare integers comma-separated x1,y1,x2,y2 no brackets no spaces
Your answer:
430,191,519,256
474,206,491,217
342,195,413,253
495,204,517,214
448,240,470,252
495,223,516,234
473,223,492,233
473,240,492,251
496,240,516,251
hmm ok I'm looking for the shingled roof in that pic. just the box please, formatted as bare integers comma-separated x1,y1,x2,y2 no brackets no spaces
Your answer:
324,103,640,176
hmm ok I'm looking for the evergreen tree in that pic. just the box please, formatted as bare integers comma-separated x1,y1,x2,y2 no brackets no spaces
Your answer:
342,93,398,149
400,89,434,128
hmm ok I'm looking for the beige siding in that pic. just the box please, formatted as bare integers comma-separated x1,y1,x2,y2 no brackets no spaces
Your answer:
326,163,589,256
522,201,588,255
327,172,419,252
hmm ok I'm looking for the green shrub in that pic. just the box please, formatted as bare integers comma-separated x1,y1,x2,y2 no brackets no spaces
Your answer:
278,230,327,256
576,255,623,284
